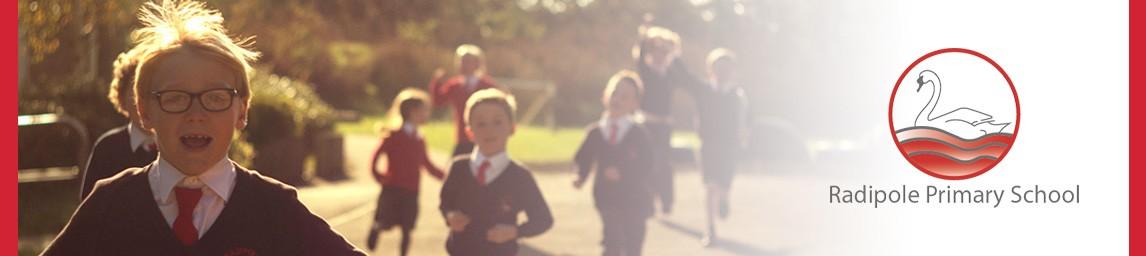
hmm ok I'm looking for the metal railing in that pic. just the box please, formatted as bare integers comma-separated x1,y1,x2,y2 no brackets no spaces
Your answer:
17,113,90,183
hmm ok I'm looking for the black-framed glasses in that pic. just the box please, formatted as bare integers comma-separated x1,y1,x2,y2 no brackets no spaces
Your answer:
151,88,238,113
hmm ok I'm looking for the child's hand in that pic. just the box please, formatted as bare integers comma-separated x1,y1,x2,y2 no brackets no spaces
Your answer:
446,211,470,232
603,167,621,182
572,178,586,189
432,68,446,81
486,224,518,244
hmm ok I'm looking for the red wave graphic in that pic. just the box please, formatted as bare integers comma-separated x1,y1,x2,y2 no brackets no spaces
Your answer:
895,126,1014,178
904,152,1000,177
896,127,1014,150
897,139,1007,161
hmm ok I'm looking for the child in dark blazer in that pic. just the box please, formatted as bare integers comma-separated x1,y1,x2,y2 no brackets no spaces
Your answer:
573,70,656,256
439,89,553,256
632,26,709,215
428,44,501,156
366,88,445,255
695,48,750,246
42,1,363,255
81,49,158,199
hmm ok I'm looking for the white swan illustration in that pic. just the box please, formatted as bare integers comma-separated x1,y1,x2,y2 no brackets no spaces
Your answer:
914,70,1011,139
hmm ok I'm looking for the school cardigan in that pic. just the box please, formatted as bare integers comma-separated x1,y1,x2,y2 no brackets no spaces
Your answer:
429,75,498,145
573,123,656,217
439,156,553,255
42,163,365,256
696,85,748,147
81,125,158,199
370,128,445,192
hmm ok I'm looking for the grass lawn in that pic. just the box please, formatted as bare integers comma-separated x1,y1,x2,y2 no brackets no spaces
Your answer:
336,116,698,166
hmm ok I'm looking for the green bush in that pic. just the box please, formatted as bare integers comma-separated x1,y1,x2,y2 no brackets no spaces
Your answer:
245,68,335,146
243,68,337,185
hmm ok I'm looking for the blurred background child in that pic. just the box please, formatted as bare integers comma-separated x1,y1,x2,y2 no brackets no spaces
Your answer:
429,44,502,157
695,48,750,247
573,70,656,256
366,88,446,255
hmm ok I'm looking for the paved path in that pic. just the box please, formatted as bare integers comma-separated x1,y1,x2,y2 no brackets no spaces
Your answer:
297,134,809,255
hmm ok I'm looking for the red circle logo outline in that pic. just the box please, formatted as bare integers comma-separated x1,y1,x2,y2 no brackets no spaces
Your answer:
888,48,1021,180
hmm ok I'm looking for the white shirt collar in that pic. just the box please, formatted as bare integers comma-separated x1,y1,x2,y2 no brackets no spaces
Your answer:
149,157,237,204
598,114,634,144
464,75,479,89
128,123,155,153
470,147,510,184
401,123,418,137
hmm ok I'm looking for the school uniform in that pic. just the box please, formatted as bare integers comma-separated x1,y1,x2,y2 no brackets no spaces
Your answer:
635,60,707,214
42,158,366,256
429,75,499,156
439,150,553,256
369,123,445,230
695,84,749,188
573,115,655,255
81,124,157,199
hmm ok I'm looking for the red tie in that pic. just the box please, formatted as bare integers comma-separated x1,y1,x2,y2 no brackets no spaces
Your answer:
146,143,157,152
173,187,202,246
476,160,491,186
609,123,619,144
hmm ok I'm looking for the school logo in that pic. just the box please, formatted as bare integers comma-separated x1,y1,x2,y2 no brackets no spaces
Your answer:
889,48,1020,180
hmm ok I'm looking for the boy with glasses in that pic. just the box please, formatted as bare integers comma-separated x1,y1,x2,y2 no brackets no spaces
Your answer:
42,1,364,255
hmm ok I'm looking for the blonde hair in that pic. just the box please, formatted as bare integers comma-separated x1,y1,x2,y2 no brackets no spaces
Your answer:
385,88,431,129
706,48,735,70
605,69,644,98
131,0,260,110
464,88,516,125
632,26,682,61
454,44,485,73
107,49,142,117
